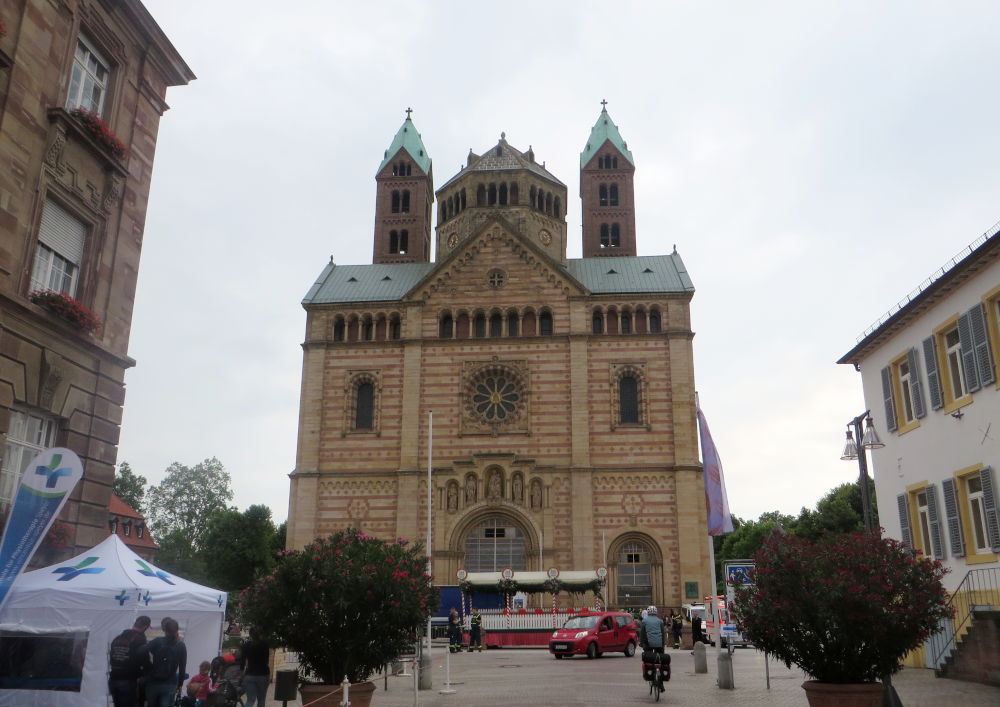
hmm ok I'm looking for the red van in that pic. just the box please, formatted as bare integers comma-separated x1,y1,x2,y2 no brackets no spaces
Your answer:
549,611,638,659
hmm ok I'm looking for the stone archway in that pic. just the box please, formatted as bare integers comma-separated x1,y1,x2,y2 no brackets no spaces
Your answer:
449,507,540,574
606,531,664,610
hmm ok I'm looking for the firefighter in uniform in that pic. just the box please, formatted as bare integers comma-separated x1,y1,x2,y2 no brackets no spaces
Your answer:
468,607,483,652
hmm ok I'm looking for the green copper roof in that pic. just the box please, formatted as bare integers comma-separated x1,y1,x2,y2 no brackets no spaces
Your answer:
377,116,432,175
580,107,635,168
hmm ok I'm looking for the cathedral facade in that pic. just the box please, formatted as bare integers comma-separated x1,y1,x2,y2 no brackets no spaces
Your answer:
288,108,711,609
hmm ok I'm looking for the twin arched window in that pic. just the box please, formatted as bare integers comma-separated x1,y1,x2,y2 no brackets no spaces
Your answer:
600,223,621,247
389,230,408,254
390,190,411,213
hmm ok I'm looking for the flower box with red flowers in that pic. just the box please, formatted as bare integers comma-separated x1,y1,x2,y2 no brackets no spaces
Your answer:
29,289,102,334
68,108,127,160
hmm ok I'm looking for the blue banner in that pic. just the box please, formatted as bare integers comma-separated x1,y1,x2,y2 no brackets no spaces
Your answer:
0,447,83,612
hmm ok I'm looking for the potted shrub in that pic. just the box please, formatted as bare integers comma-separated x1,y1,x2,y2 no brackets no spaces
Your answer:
732,530,951,707
239,528,436,706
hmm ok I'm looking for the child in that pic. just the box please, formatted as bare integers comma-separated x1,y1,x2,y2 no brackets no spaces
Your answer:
186,660,212,707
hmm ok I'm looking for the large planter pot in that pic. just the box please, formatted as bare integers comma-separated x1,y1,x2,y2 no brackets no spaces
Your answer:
801,681,883,707
300,680,376,707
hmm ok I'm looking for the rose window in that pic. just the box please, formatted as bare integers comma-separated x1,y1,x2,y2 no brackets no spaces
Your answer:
472,375,520,420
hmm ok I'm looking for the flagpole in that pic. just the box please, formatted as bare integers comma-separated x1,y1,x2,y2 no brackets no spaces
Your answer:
425,411,433,674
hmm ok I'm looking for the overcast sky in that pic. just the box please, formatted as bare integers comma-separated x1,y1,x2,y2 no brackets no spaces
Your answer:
120,1,1000,526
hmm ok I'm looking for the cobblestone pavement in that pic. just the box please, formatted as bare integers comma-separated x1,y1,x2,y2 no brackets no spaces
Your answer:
267,646,1000,706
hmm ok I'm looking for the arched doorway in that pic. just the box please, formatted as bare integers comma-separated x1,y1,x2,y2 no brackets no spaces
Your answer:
611,535,660,608
462,515,529,572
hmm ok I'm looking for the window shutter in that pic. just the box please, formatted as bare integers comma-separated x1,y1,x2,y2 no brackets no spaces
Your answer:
907,347,926,419
979,466,1000,553
922,336,944,411
925,483,945,559
957,310,981,392
38,199,86,265
896,493,913,547
967,303,996,387
941,478,965,558
881,367,898,432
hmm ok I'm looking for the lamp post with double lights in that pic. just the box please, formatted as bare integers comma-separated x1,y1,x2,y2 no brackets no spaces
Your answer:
839,411,885,531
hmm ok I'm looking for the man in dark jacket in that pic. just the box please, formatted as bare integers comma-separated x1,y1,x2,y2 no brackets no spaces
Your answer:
108,615,151,707
141,616,187,707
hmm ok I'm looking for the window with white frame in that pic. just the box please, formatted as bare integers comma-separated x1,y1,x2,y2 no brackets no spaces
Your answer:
944,327,969,400
31,199,86,296
67,36,109,114
966,474,990,554
1,410,58,508
898,359,916,424
916,490,932,554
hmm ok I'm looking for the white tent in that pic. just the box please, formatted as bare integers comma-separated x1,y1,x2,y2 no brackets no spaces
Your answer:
0,535,226,706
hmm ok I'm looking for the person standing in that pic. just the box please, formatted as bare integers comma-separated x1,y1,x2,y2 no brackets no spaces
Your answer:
240,628,271,707
108,615,151,707
692,612,705,647
669,610,683,649
141,617,187,707
447,608,463,653
467,607,483,652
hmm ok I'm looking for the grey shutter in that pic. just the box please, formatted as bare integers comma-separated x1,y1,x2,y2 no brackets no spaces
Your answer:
980,466,1000,553
881,366,898,432
941,478,965,558
925,483,945,559
922,336,944,411
907,347,926,419
957,310,981,392
896,493,913,547
967,303,996,387
38,199,86,264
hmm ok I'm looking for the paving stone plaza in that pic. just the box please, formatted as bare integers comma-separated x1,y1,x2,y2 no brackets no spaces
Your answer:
265,645,1000,706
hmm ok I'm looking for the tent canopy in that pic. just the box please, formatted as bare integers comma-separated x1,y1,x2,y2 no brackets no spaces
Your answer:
0,535,226,706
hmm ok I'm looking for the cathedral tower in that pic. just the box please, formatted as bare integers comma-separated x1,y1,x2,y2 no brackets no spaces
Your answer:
373,111,433,264
580,103,637,257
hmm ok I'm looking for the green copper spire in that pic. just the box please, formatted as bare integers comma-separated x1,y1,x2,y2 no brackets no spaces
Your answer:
377,108,432,175
580,100,635,168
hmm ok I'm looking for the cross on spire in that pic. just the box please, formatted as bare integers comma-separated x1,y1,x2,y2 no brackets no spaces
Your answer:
405,107,413,119
600,99,608,109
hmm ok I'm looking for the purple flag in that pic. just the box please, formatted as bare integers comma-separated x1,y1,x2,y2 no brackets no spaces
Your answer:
697,407,734,536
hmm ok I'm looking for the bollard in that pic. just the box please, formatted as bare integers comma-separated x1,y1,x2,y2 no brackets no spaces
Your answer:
693,641,707,673
717,650,734,689
418,651,432,690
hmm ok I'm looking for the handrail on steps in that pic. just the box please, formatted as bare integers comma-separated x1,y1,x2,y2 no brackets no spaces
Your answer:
929,567,1000,670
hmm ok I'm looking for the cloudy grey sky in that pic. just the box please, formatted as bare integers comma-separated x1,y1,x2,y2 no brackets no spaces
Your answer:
121,1,1000,525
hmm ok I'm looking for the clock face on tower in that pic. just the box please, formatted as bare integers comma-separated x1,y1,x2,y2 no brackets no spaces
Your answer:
538,229,552,245
448,233,459,249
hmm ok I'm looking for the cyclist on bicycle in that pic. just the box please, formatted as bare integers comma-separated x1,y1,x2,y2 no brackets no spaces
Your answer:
639,606,665,653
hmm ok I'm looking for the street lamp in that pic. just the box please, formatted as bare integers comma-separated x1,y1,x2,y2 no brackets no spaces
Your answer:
839,411,884,531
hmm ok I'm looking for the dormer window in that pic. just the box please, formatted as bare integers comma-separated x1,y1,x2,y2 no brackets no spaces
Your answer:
136,523,145,539
109,517,119,534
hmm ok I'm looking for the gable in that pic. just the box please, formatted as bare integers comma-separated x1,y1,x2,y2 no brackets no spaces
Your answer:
405,218,588,305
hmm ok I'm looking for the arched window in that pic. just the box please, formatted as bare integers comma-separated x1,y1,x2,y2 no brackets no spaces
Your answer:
612,156,618,168
553,197,561,218
461,189,467,210
621,312,632,334
600,224,610,247
440,314,454,338
362,317,374,341
355,382,375,430
530,186,537,209
507,311,519,336
522,311,536,336
611,223,620,247
599,184,608,206
391,190,400,213
374,316,386,341
635,309,647,334
539,310,553,336
499,183,508,205
607,310,619,334
446,196,454,220
619,375,640,424
333,317,345,342
609,183,619,206
389,230,399,253
510,183,519,205
477,184,486,206
592,312,603,334
389,315,401,339
649,310,662,333
488,184,497,206
456,312,470,338
401,190,410,212
463,516,528,572
474,313,487,338
545,193,552,215
347,316,359,342
398,230,408,254
489,313,503,337
616,540,652,607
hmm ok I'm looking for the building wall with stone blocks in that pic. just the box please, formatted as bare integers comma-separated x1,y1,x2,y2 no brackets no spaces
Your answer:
0,1,192,558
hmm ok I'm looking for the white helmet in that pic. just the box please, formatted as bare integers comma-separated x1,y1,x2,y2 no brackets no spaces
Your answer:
646,605,658,615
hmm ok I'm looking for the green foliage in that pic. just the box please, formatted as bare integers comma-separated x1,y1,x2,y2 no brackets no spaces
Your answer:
199,505,278,592
238,528,437,685
732,531,951,683
155,528,208,584
112,461,146,510
144,458,234,547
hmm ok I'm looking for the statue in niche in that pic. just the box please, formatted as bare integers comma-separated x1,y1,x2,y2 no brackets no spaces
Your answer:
511,474,523,504
530,480,542,510
466,475,477,504
447,483,458,512
487,469,502,500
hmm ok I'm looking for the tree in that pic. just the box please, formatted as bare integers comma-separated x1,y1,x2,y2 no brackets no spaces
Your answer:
144,458,233,548
199,504,279,592
155,528,208,584
112,461,146,510
795,480,879,541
